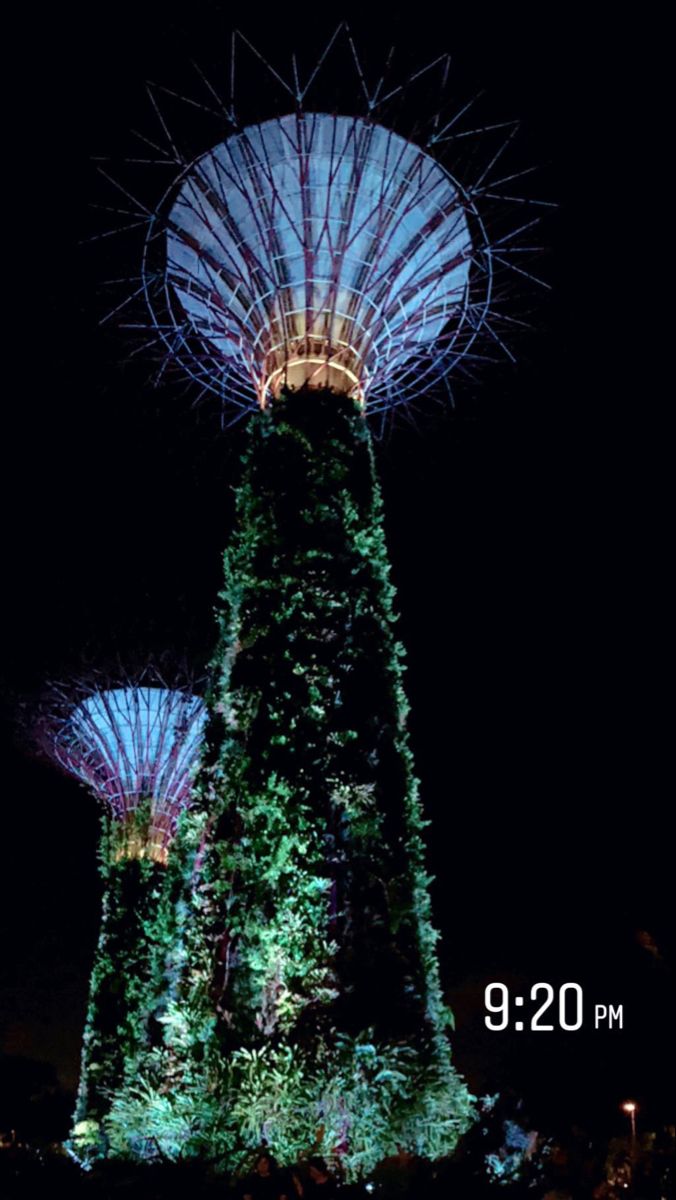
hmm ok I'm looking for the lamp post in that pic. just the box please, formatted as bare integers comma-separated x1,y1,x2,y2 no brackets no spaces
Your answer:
621,1100,638,1157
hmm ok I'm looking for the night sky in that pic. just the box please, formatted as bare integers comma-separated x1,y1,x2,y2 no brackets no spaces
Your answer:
2,2,674,1142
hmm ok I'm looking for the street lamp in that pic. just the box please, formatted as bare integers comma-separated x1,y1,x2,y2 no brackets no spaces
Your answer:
621,1101,638,1155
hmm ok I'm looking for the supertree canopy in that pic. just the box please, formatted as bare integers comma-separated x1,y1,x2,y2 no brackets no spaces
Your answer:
74,26,546,1175
163,112,477,410
54,686,206,864
117,26,547,429
38,675,206,1156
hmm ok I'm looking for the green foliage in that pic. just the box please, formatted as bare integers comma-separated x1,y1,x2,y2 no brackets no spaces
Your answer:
194,393,455,1045
103,1028,474,1179
71,813,163,1131
70,802,199,1157
85,392,475,1175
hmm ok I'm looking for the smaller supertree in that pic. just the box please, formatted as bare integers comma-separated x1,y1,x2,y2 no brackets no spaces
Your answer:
35,665,206,1160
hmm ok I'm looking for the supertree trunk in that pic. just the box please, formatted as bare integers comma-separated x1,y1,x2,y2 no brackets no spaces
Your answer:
71,825,165,1159
194,390,473,1173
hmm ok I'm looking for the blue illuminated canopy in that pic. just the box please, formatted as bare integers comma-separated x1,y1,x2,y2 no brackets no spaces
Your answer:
56,687,206,861
164,113,474,408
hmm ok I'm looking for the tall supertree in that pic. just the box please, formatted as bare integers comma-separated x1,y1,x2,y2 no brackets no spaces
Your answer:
36,668,206,1159
90,27,547,1175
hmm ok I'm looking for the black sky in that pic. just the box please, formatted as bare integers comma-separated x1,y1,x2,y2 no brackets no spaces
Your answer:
1,1,674,1139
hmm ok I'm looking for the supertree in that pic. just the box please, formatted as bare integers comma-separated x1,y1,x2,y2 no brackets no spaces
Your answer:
88,26,547,1175
35,666,206,1159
